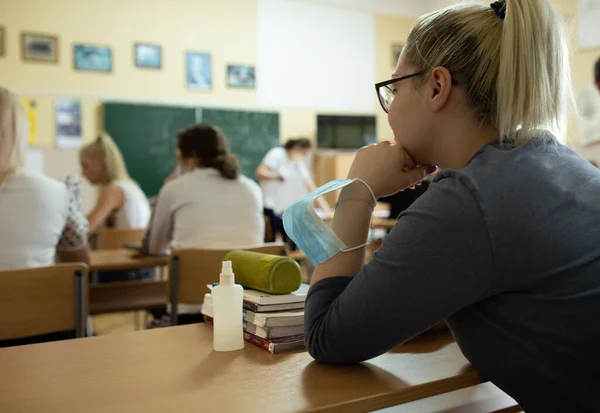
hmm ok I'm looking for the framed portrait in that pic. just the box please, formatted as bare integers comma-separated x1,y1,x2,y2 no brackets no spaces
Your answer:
391,43,404,68
21,32,59,63
74,44,112,72
0,27,5,57
135,43,161,69
186,52,212,91
227,65,256,88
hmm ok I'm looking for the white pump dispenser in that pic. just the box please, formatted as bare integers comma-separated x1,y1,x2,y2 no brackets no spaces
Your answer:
212,261,244,351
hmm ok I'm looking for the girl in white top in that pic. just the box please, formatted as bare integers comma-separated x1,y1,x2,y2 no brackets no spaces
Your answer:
79,134,150,234
256,138,330,247
147,123,264,255
0,87,89,269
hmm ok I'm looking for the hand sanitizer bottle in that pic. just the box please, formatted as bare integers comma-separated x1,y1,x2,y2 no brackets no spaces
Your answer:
213,261,244,351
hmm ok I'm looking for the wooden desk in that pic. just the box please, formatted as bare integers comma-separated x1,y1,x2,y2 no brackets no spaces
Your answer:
89,249,169,272
288,250,308,261
0,324,483,413
372,217,398,230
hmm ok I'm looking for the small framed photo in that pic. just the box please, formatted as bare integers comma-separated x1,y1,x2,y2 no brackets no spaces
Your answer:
391,43,404,67
21,32,59,63
186,51,212,91
0,27,5,57
227,65,256,89
134,43,161,69
74,44,112,72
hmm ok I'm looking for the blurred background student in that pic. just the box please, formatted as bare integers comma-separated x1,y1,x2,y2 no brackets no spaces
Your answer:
0,87,89,270
146,123,264,255
79,134,151,282
144,124,264,326
256,138,330,248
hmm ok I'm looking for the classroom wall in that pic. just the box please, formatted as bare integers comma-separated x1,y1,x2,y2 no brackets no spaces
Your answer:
2,0,598,174
1,0,259,147
374,14,416,143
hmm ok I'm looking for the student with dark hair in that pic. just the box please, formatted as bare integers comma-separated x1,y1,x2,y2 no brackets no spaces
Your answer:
256,138,330,247
147,124,264,255
577,55,600,144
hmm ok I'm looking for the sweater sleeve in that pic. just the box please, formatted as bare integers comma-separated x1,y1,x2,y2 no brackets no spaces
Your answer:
304,176,494,364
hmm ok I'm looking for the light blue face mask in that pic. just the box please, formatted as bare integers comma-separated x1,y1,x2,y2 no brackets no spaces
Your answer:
283,178,373,265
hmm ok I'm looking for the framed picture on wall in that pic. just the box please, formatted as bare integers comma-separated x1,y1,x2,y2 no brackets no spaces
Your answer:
186,51,212,91
134,43,161,69
74,44,112,72
391,43,404,68
227,65,256,88
0,27,5,57
21,32,59,63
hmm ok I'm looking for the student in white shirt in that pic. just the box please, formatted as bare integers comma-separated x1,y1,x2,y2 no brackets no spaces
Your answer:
0,88,90,346
145,123,263,326
80,134,150,233
147,123,264,256
80,134,151,282
256,138,330,248
576,56,600,145
0,87,89,270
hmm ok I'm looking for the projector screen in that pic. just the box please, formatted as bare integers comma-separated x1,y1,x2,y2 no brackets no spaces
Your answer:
257,0,376,113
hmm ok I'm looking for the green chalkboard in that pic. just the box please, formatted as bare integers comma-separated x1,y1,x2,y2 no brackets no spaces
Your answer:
104,103,196,197
199,108,279,179
104,103,279,197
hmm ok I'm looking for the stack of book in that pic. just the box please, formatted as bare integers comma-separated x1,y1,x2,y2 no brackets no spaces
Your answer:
202,284,309,354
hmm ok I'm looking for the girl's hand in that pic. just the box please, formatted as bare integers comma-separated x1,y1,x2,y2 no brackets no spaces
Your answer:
347,141,435,199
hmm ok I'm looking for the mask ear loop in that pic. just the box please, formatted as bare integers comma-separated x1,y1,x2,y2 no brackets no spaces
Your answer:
337,178,378,254
334,178,378,210
354,178,377,206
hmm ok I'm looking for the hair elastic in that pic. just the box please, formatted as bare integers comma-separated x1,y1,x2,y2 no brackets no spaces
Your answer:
490,1,506,20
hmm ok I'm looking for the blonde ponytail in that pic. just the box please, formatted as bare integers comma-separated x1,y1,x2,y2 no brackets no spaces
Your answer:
80,133,131,182
498,0,571,143
402,0,572,145
0,88,28,173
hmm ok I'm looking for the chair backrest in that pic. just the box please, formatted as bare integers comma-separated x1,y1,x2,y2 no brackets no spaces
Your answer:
92,228,146,250
169,243,286,324
0,263,88,341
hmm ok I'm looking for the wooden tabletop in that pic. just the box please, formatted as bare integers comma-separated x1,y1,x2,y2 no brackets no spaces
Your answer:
0,324,483,413
372,217,398,230
89,249,169,271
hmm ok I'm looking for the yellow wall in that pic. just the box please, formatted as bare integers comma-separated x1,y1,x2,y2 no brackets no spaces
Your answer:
374,14,416,142
2,0,597,148
1,0,260,146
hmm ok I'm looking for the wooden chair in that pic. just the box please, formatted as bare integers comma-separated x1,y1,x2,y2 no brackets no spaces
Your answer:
89,280,167,315
0,264,88,341
169,243,287,325
91,228,146,250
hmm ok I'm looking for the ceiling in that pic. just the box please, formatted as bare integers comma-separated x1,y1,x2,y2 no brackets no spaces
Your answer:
290,0,457,18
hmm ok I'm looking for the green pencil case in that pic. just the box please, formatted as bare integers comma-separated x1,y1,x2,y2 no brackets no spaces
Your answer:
223,250,302,294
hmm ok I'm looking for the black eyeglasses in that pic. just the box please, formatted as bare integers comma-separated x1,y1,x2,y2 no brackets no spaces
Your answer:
375,71,459,113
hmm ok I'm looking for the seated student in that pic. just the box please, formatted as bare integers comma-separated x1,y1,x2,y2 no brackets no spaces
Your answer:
80,134,151,282
256,138,330,248
0,88,89,269
146,124,264,325
297,1,600,411
0,88,90,347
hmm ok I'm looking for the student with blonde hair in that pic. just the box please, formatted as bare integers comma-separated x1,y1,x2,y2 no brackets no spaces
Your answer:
0,87,90,269
295,1,600,410
80,134,150,234
80,134,151,282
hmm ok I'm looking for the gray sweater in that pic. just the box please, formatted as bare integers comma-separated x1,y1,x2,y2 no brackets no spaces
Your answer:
305,133,600,413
